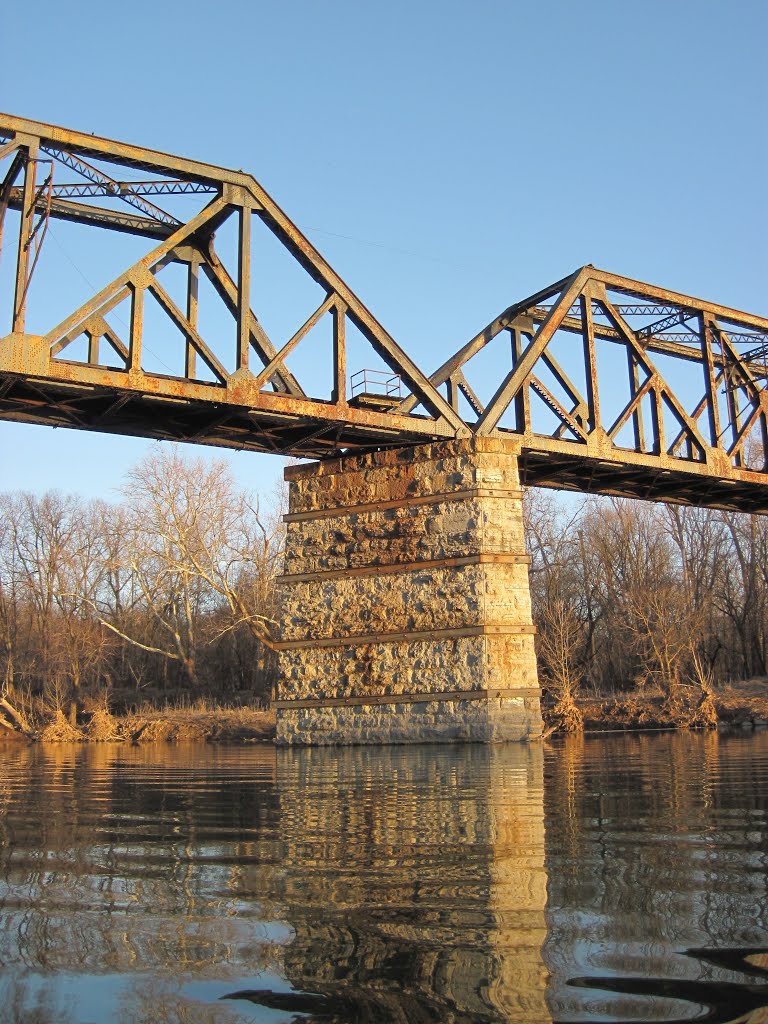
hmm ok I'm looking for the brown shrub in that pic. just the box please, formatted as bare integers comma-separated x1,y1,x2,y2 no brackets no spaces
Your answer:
86,706,122,742
41,710,85,743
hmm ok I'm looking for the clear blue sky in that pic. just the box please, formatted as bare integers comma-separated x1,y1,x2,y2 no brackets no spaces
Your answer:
2,0,767,499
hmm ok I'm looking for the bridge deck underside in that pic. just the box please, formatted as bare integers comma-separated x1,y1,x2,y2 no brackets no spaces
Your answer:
0,372,441,459
518,450,768,515
2,370,767,513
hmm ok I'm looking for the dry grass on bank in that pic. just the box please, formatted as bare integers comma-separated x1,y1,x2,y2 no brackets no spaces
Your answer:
40,709,87,743
2,678,767,743
713,677,768,727
119,702,276,744
543,677,768,735
0,696,276,745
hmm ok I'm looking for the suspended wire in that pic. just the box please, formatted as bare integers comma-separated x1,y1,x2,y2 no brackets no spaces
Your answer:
299,223,465,269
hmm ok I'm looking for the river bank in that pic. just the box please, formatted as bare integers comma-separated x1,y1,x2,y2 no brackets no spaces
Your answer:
544,678,768,735
0,698,276,744
1,678,767,744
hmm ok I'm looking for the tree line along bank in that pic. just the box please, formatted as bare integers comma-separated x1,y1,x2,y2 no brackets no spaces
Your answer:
1,448,767,735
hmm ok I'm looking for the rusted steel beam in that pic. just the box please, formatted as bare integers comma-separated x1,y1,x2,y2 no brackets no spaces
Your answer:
0,151,25,277
529,375,587,441
0,114,249,184
12,145,38,332
332,300,347,406
236,207,251,373
580,288,600,433
457,371,484,418
2,114,768,510
5,192,175,238
0,139,20,163
476,269,589,435
185,258,199,379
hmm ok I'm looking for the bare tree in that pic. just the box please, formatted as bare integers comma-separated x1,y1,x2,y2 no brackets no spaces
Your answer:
574,498,705,697
0,492,113,715
94,447,284,690
0,503,17,693
525,490,591,722
718,511,768,679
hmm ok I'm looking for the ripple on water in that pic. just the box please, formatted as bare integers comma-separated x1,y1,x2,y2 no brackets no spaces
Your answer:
0,734,766,1022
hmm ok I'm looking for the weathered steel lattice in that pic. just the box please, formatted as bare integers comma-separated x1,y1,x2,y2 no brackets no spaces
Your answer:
409,266,768,511
0,113,465,460
1,114,768,512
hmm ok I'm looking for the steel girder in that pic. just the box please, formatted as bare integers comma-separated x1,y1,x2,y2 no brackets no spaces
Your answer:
0,113,466,460
1,114,768,512
400,266,768,512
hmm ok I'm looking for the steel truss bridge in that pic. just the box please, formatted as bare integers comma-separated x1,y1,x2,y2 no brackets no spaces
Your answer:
1,113,768,513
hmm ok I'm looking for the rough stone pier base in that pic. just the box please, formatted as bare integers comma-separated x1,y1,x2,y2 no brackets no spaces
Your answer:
275,437,542,745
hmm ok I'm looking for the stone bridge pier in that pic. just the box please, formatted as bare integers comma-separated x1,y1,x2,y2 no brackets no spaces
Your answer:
275,437,543,745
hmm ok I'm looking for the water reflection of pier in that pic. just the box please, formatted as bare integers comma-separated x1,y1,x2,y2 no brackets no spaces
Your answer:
274,744,548,1022
0,741,549,1023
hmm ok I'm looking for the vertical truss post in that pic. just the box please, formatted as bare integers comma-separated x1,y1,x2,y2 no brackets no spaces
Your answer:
13,142,39,333
129,284,144,372
701,313,722,449
722,337,744,467
651,384,664,456
627,351,646,452
331,300,347,405
186,257,199,378
580,290,600,433
511,327,531,433
446,375,459,412
87,327,101,365
237,206,251,373
0,152,25,276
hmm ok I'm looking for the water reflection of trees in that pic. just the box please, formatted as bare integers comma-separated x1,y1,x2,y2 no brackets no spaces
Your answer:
545,731,768,1023
0,744,283,983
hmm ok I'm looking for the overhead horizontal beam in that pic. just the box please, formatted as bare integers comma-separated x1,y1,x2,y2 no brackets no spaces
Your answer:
40,143,180,225
9,179,218,200
592,267,768,335
5,192,175,238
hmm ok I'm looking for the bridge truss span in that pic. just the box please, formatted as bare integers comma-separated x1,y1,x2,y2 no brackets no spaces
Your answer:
1,114,768,513
0,113,465,460
406,266,768,512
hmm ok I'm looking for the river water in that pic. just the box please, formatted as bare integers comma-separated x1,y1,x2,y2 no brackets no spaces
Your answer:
0,731,767,1023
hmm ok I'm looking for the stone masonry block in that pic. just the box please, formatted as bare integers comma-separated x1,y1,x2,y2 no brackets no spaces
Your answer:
276,438,542,744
